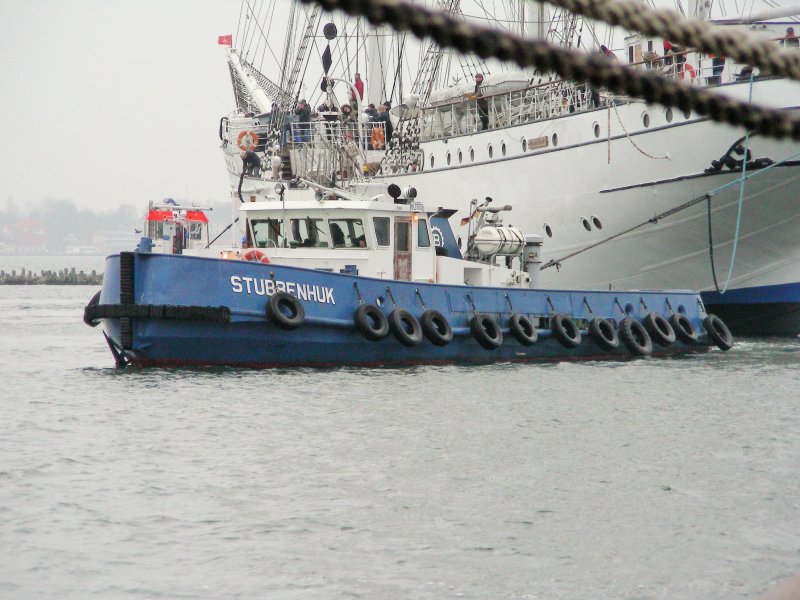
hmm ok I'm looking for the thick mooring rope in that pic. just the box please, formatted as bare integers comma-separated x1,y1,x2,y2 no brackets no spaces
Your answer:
302,0,800,140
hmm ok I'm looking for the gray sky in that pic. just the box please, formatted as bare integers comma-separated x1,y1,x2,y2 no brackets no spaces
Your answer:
0,0,245,211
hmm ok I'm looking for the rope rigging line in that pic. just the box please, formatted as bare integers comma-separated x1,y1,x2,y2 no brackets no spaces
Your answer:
300,0,800,141
610,99,671,160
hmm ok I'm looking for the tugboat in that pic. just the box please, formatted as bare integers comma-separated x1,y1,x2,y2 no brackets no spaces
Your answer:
84,184,733,368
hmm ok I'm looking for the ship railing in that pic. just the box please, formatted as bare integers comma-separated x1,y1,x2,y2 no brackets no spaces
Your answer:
416,79,607,141
286,120,387,184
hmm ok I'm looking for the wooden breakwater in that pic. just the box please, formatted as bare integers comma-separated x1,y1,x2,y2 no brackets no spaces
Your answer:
0,268,103,285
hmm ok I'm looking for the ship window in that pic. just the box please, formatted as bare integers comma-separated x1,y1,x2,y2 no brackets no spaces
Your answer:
447,152,451,166
396,219,410,251
552,133,558,147
373,217,390,246
683,108,691,120
642,113,650,128
251,219,284,248
544,223,553,238
488,145,494,159
581,217,592,231
592,215,603,230
188,223,204,241
289,217,329,248
647,40,653,53
417,218,431,248
329,217,365,248
430,155,435,168
501,141,507,156
593,123,600,138
470,147,475,161
522,138,528,152
666,108,673,123
458,150,463,164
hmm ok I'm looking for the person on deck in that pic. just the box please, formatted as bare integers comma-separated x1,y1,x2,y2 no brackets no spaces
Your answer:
240,150,261,176
351,73,364,103
375,104,393,147
474,73,489,131
781,27,799,47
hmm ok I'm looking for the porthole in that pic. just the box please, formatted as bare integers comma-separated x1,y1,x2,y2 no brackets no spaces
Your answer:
581,217,592,231
642,113,650,128
430,155,435,168
665,108,673,123
376,296,385,307
683,108,691,120
488,145,494,159
446,152,451,166
552,133,558,147
522,138,528,152
593,123,600,138
469,147,475,162
591,215,603,230
501,142,507,156
544,223,553,238
458,150,463,164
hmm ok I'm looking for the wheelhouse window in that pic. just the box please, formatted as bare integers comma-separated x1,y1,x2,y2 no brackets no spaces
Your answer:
396,218,410,251
289,217,329,247
373,217,390,246
251,219,283,248
188,223,203,241
329,217,366,248
417,218,431,248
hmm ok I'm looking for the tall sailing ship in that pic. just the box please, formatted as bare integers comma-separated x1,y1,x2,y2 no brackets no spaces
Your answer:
218,0,800,335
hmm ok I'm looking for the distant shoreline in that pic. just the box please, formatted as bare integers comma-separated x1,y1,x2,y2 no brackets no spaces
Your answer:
0,268,103,285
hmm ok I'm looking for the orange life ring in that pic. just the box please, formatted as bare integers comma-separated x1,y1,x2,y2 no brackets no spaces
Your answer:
237,130,259,151
243,249,270,264
679,63,696,81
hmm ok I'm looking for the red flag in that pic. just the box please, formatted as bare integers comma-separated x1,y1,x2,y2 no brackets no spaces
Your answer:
218,34,232,46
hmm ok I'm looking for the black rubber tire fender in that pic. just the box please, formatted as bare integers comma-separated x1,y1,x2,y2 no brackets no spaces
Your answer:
267,291,305,330
389,308,423,347
83,291,101,327
509,314,537,346
619,316,653,356
470,313,503,349
643,312,676,347
704,314,734,351
421,309,453,346
354,304,389,341
588,317,619,351
551,314,582,349
670,313,697,343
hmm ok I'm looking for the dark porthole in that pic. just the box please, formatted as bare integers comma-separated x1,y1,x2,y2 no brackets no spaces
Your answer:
592,215,603,230
552,133,558,147
430,155,435,168
470,148,475,161
488,145,494,159
643,113,650,128
665,108,673,123
581,217,591,231
544,223,553,238
501,142,506,156
593,123,600,138
683,108,691,120
446,152,451,166
522,138,528,152
458,150,462,164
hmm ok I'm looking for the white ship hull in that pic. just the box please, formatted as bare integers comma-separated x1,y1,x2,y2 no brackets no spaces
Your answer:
369,77,800,335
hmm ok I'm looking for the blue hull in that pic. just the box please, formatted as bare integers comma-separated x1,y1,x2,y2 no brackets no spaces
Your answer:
92,252,718,368
702,282,800,337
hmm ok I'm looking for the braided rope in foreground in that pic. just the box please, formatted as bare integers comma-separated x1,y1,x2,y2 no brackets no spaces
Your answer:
548,0,800,83
304,0,800,141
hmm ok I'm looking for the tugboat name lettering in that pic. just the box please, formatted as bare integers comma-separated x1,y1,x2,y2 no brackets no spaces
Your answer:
230,276,335,304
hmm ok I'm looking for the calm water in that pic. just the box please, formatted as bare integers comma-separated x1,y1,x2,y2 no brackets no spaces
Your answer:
1,284,799,599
